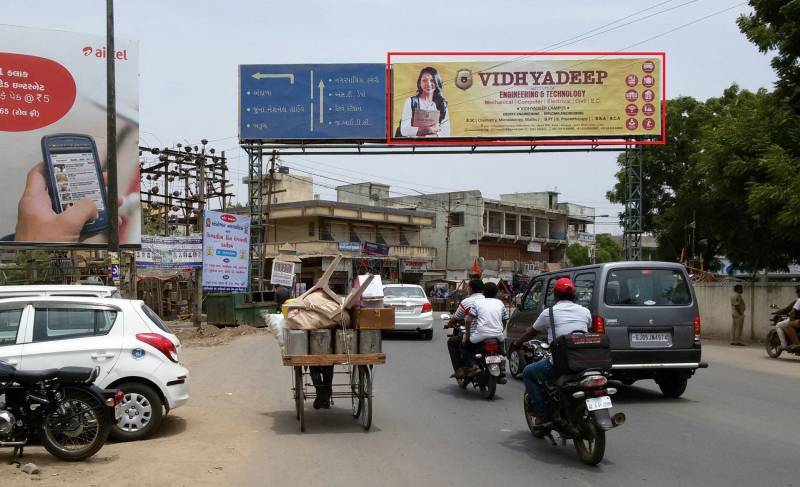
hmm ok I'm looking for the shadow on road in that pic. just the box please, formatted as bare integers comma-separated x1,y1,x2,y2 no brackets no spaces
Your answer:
382,331,429,341
432,384,508,402
609,383,698,405
261,409,382,435
498,429,616,470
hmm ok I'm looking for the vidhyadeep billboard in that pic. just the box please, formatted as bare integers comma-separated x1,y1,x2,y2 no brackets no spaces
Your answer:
390,55,662,141
0,25,141,245
202,211,250,292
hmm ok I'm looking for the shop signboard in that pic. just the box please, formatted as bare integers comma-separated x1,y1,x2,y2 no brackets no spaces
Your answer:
136,235,202,269
338,241,361,252
400,258,430,273
202,210,251,292
270,260,295,287
363,241,389,256
527,242,542,253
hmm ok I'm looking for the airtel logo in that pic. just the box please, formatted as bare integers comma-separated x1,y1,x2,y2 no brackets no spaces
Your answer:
82,45,129,61
221,214,237,223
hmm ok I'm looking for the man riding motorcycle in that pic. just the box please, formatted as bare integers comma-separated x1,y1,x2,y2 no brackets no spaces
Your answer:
444,279,485,379
511,277,590,427
464,282,508,383
773,285,800,352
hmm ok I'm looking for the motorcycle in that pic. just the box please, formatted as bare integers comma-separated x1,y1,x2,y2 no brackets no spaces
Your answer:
518,339,625,466
0,360,123,462
765,304,800,358
442,314,505,400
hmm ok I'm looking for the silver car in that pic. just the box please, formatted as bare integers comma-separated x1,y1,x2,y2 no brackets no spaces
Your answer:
382,284,434,340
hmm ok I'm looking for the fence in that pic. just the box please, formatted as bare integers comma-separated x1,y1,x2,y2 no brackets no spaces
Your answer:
693,282,797,341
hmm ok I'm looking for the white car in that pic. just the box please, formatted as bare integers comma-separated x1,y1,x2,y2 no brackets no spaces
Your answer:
382,284,434,339
0,296,189,441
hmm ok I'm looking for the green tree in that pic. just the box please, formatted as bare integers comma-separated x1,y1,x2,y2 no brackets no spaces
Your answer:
738,0,800,113
566,243,591,267
594,234,622,264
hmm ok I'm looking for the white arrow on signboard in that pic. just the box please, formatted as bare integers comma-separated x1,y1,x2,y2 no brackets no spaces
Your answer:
318,80,325,123
252,73,294,84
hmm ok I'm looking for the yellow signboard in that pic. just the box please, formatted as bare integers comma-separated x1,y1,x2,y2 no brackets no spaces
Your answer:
390,57,662,140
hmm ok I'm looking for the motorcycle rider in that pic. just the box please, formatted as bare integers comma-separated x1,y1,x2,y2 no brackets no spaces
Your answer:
444,279,485,379
463,282,508,383
511,277,590,426
773,285,800,351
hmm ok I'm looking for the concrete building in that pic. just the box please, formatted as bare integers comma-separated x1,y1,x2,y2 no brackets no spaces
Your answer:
243,167,314,205
558,201,598,261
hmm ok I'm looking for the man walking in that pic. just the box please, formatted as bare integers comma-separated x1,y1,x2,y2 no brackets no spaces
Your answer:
730,284,746,346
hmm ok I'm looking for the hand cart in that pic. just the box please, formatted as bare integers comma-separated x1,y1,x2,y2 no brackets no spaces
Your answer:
282,353,386,432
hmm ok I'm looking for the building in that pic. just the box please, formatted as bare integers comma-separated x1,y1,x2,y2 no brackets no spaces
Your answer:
558,201,598,261
243,167,314,205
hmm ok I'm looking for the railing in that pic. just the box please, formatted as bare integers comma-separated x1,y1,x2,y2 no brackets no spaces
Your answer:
263,241,436,258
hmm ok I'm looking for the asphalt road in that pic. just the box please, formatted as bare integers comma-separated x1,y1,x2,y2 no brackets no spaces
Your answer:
234,320,797,487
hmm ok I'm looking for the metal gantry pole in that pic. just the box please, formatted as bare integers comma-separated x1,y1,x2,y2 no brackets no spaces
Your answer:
623,144,643,261
247,146,265,291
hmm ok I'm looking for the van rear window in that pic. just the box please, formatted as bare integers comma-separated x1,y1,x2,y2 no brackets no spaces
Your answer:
605,269,691,306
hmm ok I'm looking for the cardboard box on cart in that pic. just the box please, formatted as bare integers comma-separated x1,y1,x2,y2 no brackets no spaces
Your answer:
352,307,395,330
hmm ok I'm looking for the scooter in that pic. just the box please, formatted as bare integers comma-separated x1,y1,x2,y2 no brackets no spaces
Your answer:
519,339,625,466
441,314,505,400
765,304,800,358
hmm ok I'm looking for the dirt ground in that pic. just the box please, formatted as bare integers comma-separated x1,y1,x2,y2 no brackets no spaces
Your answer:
2,323,272,487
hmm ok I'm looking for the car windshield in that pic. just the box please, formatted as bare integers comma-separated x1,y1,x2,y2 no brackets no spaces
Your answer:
383,287,425,299
605,269,692,306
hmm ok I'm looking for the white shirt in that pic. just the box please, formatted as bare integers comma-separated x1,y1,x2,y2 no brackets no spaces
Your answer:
468,298,508,343
793,298,800,312
399,97,451,137
452,293,484,321
532,300,591,343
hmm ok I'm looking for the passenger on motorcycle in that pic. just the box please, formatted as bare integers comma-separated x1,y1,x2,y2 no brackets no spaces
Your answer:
444,279,485,379
463,282,508,382
774,286,800,352
511,277,590,426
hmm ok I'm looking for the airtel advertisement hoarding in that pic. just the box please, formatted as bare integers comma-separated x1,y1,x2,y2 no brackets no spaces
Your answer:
202,210,251,292
389,54,663,144
0,25,141,246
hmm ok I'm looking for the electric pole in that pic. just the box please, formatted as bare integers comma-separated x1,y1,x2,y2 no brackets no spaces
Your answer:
193,140,207,327
444,192,451,277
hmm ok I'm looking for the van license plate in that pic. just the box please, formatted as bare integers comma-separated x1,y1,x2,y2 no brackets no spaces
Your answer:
630,332,672,348
586,396,612,411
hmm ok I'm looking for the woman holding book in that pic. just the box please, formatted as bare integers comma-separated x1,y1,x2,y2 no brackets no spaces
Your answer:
398,66,451,137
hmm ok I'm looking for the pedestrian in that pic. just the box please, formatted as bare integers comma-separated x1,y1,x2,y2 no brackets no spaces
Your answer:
730,284,746,346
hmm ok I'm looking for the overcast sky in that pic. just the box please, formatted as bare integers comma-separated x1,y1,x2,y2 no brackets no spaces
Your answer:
4,0,776,233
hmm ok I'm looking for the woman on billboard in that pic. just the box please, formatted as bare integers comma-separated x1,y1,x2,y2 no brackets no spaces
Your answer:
398,67,451,138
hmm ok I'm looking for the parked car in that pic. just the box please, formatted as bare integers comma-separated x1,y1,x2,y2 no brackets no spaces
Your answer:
0,284,120,299
382,284,434,339
0,296,189,440
505,261,706,397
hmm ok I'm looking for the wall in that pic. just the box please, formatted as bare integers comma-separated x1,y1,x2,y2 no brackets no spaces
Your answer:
336,182,390,206
693,282,797,340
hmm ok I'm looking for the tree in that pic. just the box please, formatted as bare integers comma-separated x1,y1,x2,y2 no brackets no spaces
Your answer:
594,234,622,264
738,0,800,113
566,243,590,267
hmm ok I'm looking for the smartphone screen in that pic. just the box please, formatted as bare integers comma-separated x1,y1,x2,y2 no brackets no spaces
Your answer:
41,134,108,235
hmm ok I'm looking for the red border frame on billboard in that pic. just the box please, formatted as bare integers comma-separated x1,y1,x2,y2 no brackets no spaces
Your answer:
386,51,666,147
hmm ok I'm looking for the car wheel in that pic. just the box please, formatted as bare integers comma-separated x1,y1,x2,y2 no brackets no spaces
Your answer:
657,374,688,398
508,349,525,379
422,329,433,340
110,382,164,441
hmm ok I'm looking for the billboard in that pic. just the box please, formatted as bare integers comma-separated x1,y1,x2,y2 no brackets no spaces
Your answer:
389,54,663,143
136,235,202,270
202,210,250,292
0,25,141,246
239,63,386,141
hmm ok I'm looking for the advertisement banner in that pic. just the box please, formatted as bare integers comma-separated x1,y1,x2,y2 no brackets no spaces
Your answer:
0,25,141,245
136,235,202,270
400,258,430,273
338,241,361,252
202,211,251,292
391,57,662,140
270,260,295,287
363,241,389,256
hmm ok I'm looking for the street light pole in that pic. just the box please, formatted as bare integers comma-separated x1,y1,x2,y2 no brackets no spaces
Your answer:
591,214,610,264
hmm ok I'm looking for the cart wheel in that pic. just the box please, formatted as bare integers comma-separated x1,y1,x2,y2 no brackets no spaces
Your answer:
350,366,362,418
294,367,305,432
358,365,372,431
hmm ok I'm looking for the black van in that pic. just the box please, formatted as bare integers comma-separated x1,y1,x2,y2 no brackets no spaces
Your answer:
506,261,706,397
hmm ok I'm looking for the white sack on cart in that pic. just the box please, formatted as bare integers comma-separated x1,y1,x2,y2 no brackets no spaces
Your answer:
263,312,287,354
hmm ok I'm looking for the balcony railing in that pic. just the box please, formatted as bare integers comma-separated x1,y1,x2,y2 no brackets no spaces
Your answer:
262,241,436,259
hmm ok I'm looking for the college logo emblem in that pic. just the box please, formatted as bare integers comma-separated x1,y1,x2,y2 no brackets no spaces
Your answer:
642,89,655,102
642,75,655,88
642,60,655,73
642,103,656,116
455,69,473,90
625,103,638,116
643,118,655,131
626,118,639,130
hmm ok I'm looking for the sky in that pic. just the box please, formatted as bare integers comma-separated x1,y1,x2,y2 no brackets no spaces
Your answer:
3,0,777,234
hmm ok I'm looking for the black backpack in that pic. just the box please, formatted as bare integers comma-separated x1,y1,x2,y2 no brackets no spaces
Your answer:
548,306,612,374
395,96,420,138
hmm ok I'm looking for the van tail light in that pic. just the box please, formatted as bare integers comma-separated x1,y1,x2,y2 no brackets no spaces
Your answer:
693,315,701,341
592,316,606,334
483,341,499,354
136,333,179,363
422,302,432,313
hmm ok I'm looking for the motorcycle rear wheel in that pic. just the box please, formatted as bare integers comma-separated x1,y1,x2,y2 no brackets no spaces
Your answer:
40,388,109,461
480,373,496,400
574,416,605,466
765,330,782,358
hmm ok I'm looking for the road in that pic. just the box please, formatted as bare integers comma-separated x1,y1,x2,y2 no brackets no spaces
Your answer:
5,320,797,486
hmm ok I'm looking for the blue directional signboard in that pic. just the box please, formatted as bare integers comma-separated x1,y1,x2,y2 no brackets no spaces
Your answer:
239,64,386,141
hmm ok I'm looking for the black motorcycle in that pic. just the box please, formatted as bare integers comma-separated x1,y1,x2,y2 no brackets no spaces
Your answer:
519,339,625,466
765,305,800,358
450,323,505,400
1,360,122,462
